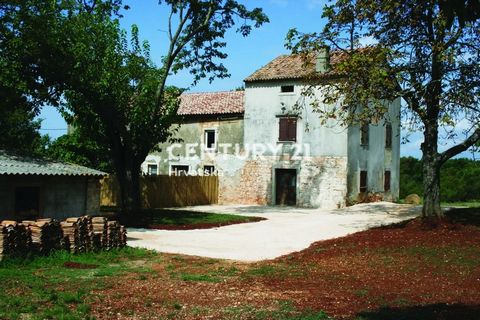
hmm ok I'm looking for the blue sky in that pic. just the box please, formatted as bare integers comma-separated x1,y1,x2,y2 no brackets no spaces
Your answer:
37,0,477,159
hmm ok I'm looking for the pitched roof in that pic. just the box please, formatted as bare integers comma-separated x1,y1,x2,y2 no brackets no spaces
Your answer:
244,51,345,82
0,151,106,177
177,91,244,116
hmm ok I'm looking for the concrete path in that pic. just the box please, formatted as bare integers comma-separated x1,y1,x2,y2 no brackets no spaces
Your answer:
127,202,420,262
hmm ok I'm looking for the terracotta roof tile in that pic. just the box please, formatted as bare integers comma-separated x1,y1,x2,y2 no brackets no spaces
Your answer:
177,91,244,116
244,51,346,82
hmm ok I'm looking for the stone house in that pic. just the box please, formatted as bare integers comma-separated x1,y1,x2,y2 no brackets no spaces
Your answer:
143,51,400,208
0,151,106,221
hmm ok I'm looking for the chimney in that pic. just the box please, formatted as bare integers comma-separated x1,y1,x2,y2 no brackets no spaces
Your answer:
316,46,330,73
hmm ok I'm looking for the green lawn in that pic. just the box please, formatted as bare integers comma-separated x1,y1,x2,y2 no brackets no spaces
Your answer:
441,201,480,208
136,209,263,228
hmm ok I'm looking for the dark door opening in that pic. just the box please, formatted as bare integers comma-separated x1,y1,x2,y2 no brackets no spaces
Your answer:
14,186,40,219
275,169,297,206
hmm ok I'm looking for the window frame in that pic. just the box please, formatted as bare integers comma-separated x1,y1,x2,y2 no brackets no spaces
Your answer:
280,85,294,93
384,170,391,192
278,117,297,142
360,124,369,146
204,128,217,151
147,164,158,176
385,122,393,149
360,170,368,193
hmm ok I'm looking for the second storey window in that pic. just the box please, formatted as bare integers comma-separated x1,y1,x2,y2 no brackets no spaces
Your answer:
280,85,294,93
204,129,216,150
279,117,297,142
360,124,369,146
385,122,392,149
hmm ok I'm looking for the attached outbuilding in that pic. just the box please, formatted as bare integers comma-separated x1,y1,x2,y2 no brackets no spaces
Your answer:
0,151,106,221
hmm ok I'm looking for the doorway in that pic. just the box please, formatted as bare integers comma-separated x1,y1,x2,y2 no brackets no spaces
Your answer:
275,169,297,206
14,186,40,219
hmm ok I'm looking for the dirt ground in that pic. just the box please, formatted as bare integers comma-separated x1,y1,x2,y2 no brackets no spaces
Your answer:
91,216,480,320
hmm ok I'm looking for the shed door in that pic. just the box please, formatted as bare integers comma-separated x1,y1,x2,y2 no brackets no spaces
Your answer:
275,169,297,206
15,186,40,219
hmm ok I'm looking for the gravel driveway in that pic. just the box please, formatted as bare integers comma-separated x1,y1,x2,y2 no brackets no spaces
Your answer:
127,202,420,262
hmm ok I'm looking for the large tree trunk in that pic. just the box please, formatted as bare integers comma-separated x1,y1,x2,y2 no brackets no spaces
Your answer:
113,151,143,221
421,121,443,218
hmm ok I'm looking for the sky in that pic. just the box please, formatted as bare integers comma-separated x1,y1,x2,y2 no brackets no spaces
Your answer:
37,0,478,159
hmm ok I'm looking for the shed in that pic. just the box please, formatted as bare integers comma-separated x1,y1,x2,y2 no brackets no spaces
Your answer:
0,151,107,221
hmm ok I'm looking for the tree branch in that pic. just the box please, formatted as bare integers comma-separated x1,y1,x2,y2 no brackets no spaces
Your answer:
440,127,480,164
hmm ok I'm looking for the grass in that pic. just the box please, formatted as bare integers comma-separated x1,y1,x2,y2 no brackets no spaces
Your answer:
0,248,158,320
441,201,480,208
136,209,262,227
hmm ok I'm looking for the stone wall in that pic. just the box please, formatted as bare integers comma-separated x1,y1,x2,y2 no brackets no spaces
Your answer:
218,156,347,209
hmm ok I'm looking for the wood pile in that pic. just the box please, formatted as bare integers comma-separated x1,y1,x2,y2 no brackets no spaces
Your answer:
23,219,63,254
0,216,127,261
0,220,31,260
92,217,108,250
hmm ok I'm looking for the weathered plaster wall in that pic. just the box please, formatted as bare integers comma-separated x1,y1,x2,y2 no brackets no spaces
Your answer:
346,98,401,202
141,117,244,176
244,81,349,157
0,176,102,221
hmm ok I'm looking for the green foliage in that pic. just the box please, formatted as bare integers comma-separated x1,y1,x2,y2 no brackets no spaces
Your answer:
400,157,480,202
46,129,113,172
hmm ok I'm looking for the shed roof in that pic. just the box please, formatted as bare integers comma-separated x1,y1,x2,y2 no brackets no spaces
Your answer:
177,91,244,116
0,151,107,178
244,51,345,82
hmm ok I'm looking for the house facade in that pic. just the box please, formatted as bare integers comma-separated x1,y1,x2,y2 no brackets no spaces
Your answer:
0,151,106,221
142,51,400,208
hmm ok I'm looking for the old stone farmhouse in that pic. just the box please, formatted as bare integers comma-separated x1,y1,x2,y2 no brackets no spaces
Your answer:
143,50,400,208
0,151,106,221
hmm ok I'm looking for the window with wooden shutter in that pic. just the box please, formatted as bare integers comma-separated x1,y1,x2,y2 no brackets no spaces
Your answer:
361,124,369,146
385,122,392,149
384,170,391,192
360,171,368,193
279,117,297,142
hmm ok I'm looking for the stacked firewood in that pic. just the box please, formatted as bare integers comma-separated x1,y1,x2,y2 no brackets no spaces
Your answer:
23,219,63,254
0,216,127,260
0,221,31,260
92,217,108,250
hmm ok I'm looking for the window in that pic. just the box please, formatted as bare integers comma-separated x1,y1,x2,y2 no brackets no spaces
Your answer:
280,85,294,93
360,124,369,146
147,164,158,176
360,171,368,193
203,165,215,175
384,170,391,192
385,122,392,149
171,165,189,176
279,117,297,142
204,129,216,150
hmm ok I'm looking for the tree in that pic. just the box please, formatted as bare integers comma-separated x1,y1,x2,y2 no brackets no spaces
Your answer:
2,0,268,216
46,129,113,172
286,0,480,218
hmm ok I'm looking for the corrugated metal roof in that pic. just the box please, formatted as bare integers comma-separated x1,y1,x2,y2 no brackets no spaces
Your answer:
177,91,244,116
0,151,107,177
